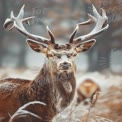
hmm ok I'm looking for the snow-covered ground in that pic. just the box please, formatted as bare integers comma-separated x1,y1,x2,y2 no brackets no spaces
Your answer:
0,68,122,122
55,71,122,122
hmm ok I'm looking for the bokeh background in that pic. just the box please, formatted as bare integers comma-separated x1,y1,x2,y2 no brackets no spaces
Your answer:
0,0,122,73
0,1,122,122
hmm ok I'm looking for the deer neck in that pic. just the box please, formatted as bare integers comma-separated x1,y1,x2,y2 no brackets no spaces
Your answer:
43,60,76,94
29,60,76,111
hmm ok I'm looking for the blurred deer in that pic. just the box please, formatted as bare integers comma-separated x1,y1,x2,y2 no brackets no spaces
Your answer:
0,4,108,122
77,78,100,104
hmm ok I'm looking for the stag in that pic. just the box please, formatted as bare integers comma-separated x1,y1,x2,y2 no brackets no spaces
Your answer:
0,4,108,122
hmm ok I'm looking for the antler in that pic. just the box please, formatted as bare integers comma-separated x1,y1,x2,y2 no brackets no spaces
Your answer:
9,101,46,122
3,5,55,46
69,5,109,45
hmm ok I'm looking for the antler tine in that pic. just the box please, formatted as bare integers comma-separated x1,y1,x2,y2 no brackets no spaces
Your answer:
46,26,55,44
69,13,96,44
69,14,96,44
78,14,96,26
72,4,109,45
3,5,54,45
69,25,79,43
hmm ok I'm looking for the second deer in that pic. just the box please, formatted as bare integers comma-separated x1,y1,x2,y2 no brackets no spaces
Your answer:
0,4,109,122
77,78,101,105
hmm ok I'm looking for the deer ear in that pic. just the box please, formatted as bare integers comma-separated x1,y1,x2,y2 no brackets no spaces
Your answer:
26,39,48,53
75,39,96,53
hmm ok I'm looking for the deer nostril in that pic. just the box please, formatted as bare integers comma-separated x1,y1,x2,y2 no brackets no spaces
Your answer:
61,62,71,69
63,62,68,65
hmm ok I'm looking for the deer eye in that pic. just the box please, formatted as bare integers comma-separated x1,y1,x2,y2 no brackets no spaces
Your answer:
72,53,77,57
48,54,53,58
56,55,61,59
67,54,72,58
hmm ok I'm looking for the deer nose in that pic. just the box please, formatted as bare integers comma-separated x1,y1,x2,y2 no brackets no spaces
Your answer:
60,62,71,70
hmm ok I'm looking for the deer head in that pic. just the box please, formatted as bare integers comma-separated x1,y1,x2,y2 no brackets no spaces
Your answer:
4,5,109,74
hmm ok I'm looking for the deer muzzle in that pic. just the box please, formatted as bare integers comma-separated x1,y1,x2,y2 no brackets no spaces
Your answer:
59,62,72,70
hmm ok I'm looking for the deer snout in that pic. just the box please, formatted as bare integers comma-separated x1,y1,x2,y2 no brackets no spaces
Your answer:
60,62,71,70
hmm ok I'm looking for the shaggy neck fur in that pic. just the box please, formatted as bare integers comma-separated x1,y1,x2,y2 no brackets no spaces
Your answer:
29,59,76,112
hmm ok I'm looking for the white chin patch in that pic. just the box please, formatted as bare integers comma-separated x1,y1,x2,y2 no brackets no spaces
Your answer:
63,82,72,93
59,69,72,73
58,69,67,74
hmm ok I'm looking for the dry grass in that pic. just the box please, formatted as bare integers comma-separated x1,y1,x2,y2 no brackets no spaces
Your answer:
0,68,122,122
54,71,122,122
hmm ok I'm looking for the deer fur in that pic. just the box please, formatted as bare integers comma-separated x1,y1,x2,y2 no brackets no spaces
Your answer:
0,4,109,122
77,78,100,104
0,58,76,122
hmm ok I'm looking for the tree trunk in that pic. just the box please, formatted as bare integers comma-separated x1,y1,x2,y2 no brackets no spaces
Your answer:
0,0,7,66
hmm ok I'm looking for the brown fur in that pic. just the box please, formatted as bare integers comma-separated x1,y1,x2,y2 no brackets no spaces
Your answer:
77,79,100,104
1,4,109,121
0,61,76,122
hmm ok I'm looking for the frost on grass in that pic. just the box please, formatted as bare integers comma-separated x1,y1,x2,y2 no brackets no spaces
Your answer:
0,68,122,122
54,71,122,122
